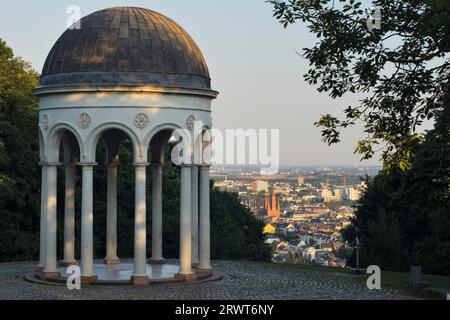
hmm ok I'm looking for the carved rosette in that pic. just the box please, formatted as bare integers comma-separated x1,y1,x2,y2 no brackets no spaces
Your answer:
78,113,92,129
186,115,196,131
134,113,149,129
43,114,50,130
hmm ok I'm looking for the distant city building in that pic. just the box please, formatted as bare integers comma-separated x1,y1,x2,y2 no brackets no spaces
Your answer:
297,176,305,186
322,188,342,203
348,187,362,201
334,188,343,198
250,180,269,193
265,189,281,220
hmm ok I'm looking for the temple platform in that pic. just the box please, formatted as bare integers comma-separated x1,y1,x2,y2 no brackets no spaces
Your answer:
25,262,221,286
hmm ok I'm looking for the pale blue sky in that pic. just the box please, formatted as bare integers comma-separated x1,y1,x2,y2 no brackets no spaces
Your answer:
0,0,381,166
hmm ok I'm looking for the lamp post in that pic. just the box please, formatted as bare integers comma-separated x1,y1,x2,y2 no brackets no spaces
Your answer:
355,236,360,270
351,236,363,274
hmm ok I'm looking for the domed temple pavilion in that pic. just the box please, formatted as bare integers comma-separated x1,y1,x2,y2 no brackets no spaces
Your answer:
33,7,218,286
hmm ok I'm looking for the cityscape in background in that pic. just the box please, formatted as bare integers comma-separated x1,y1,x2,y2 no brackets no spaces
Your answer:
211,165,381,268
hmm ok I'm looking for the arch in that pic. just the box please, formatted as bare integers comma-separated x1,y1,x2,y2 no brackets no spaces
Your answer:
46,123,84,163
143,123,182,163
143,123,182,148
86,122,142,163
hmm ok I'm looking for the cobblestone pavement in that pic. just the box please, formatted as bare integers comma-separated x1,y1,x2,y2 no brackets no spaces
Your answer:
0,260,419,300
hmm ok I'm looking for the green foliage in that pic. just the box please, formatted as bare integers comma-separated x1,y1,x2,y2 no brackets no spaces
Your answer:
269,0,450,169
0,39,40,261
210,188,272,261
342,106,450,274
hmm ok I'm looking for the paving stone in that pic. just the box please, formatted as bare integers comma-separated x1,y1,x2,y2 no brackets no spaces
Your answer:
0,260,420,300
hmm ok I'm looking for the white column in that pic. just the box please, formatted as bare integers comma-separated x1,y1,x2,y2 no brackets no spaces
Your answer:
132,163,149,285
105,161,120,264
38,165,47,270
198,166,212,272
151,163,164,263
81,164,96,280
191,166,199,266
43,164,59,277
177,166,194,277
63,163,76,265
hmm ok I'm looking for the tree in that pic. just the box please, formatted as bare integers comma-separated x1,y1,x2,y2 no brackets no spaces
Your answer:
0,39,40,260
269,0,450,169
342,105,450,274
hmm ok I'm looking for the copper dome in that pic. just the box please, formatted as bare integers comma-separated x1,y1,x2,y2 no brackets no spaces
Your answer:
40,7,211,90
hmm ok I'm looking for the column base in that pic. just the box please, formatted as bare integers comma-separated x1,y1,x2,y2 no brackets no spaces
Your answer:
175,272,197,282
192,262,200,268
104,258,121,265
39,271,61,280
81,275,98,285
59,260,79,267
149,258,165,265
131,275,150,286
36,265,44,273
196,266,214,275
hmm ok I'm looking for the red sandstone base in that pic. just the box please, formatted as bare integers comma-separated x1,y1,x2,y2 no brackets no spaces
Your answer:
81,275,98,285
131,275,150,286
196,267,214,275
103,258,121,265
175,272,197,282
39,271,61,280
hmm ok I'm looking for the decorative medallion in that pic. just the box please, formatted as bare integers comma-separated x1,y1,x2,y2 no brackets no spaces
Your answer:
78,113,92,129
186,115,196,131
134,113,149,129
43,114,50,130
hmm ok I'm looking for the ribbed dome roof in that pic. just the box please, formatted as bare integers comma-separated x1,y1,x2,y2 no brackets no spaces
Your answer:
40,7,211,90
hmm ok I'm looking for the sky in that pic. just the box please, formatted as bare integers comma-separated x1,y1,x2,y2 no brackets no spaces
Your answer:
0,0,382,166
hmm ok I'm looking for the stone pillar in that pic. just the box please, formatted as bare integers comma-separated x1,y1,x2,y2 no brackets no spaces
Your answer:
198,166,212,273
42,163,60,279
132,163,150,286
176,166,195,280
105,161,120,264
62,163,77,266
150,163,164,264
80,164,97,283
38,165,47,271
191,166,199,266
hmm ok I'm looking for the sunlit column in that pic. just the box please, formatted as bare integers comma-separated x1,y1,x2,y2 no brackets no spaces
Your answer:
177,166,194,278
151,163,164,264
198,165,212,273
81,164,96,282
132,163,149,286
62,163,76,265
105,160,120,264
43,164,59,278
38,165,47,270
191,166,199,266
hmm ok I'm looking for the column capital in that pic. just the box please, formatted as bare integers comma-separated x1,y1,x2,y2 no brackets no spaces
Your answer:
132,162,149,168
78,162,98,168
39,162,63,167
199,165,211,170
178,164,197,169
